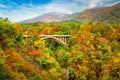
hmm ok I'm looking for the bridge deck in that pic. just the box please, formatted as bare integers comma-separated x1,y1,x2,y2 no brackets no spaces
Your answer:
39,35,70,37
23,35,70,37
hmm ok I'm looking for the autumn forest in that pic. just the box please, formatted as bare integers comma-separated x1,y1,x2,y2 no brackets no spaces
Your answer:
0,15,120,80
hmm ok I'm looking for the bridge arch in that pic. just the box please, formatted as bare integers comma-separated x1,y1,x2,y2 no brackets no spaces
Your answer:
40,35,70,45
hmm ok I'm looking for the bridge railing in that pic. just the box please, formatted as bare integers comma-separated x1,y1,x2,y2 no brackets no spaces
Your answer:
23,35,70,38
39,35,70,37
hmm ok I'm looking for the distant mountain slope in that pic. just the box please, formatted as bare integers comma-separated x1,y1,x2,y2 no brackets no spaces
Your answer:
73,3,120,24
20,3,120,24
20,12,73,23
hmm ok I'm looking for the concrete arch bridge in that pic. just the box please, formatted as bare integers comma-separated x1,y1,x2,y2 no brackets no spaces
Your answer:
23,35,70,45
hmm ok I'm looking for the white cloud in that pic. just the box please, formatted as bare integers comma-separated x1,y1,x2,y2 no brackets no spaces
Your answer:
0,0,119,22
43,3,72,14
89,0,101,8
89,0,120,8
0,4,7,8
0,1,75,22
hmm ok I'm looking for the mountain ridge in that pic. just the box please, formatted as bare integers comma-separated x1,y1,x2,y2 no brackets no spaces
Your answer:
73,2,120,24
20,2,120,24
20,12,73,23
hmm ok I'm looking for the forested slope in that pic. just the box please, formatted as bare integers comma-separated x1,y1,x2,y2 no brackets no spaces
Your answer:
73,3,120,24
0,19,120,80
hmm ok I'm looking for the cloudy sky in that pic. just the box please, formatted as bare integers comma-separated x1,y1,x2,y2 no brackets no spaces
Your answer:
0,0,120,22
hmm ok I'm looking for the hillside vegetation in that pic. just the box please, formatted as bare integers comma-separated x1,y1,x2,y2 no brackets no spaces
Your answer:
73,3,120,24
0,18,120,80
20,3,120,24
